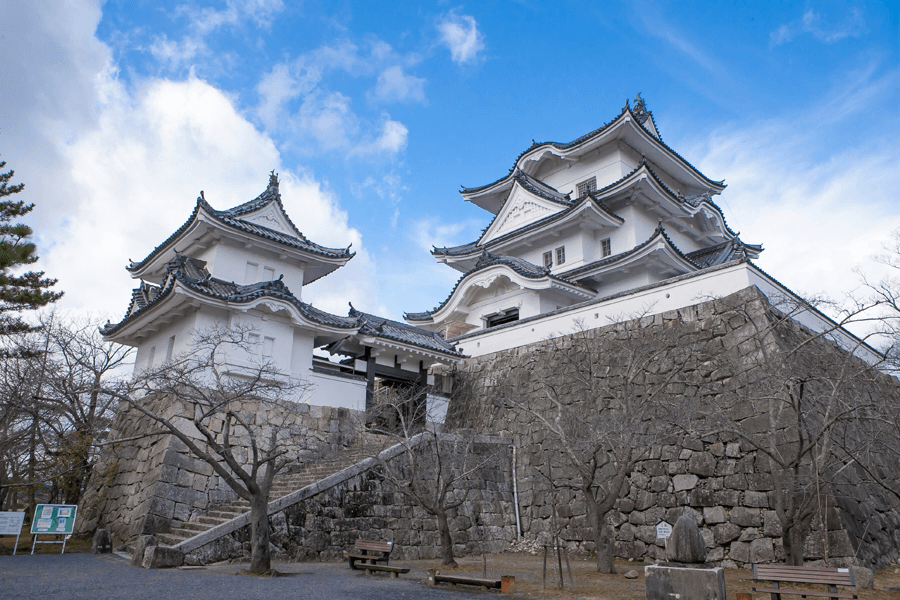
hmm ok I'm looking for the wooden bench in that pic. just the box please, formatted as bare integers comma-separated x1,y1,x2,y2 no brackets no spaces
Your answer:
343,539,410,578
753,564,858,600
427,570,504,591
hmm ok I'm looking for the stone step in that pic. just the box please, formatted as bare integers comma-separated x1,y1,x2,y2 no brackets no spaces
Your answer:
158,443,387,554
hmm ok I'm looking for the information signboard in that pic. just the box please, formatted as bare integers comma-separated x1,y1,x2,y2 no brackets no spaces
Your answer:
656,521,672,539
30,504,78,554
30,504,77,535
0,511,26,555
0,511,25,535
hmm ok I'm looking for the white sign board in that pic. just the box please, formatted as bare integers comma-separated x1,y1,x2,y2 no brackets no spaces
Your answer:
656,521,672,539
0,511,25,535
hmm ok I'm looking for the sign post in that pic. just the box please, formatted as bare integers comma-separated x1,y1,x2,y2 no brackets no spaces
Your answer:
656,521,672,556
0,512,26,555
30,504,78,555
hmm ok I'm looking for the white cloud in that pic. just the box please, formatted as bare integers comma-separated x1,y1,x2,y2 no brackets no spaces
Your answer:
1,1,378,319
149,34,207,69
687,69,900,311
180,0,285,35
255,41,415,159
436,11,485,66
770,8,865,46
370,66,427,104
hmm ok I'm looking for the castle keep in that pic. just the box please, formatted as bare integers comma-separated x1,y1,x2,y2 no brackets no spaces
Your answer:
79,96,899,569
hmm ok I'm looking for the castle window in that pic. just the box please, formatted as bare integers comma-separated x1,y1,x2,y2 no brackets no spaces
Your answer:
543,251,553,268
555,246,566,265
147,346,156,369
165,335,175,362
577,177,597,198
263,336,275,357
601,238,611,257
263,266,276,281
485,308,519,328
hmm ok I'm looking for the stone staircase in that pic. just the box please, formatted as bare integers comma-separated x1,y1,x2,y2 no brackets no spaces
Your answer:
155,436,387,548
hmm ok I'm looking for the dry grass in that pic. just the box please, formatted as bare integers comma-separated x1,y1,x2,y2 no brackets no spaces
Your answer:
0,522,92,555
400,552,900,599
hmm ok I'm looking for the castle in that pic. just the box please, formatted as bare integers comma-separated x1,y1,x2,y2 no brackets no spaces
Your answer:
81,96,897,569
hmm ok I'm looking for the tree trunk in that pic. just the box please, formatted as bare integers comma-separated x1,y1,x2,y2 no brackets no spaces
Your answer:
782,524,806,566
435,506,457,567
248,491,272,574
585,490,615,573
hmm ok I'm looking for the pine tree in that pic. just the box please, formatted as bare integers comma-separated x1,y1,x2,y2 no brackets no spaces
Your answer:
0,159,62,339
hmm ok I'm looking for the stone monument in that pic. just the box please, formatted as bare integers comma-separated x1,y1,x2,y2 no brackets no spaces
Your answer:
645,515,727,600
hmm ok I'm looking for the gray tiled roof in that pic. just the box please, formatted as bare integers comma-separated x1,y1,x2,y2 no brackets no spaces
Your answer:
348,306,463,356
461,99,724,195
558,223,695,280
104,254,462,358
686,238,763,268
405,250,594,322
433,192,623,258
127,174,354,274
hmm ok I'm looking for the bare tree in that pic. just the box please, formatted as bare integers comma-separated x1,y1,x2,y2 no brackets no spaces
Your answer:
365,383,500,567
103,325,310,574
687,291,884,566
0,313,130,512
488,319,697,573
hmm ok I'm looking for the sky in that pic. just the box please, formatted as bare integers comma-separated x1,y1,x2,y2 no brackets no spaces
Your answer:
1,0,898,327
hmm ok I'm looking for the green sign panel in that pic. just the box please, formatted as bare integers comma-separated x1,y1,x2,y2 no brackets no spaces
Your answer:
30,504,77,535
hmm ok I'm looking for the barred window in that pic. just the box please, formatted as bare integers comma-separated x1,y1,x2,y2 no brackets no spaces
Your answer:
577,177,597,198
555,246,566,265
486,308,519,328
543,251,553,268
601,238,611,257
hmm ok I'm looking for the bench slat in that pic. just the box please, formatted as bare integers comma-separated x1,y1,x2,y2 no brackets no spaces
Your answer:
753,586,856,599
434,574,502,588
355,540,392,552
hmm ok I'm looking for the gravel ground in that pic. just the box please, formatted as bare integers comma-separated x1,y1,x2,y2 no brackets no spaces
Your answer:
0,554,504,600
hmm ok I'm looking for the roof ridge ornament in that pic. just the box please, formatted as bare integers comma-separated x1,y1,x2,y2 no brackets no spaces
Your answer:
268,170,279,194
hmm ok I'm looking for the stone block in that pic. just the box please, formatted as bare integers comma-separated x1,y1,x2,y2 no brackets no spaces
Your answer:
762,511,782,537
689,453,716,477
657,492,677,507
643,460,666,477
142,545,185,569
746,473,773,491
725,442,741,458
673,474,699,492
668,460,687,475
749,538,774,563
131,535,157,567
713,522,741,545
742,491,769,508
618,522,635,542
729,541,749,563
851,566,874,590
635,525,657,545
729,507,760,527
690,488,716,507
649,476,668,492
723,474,747,490
644,565,726,600
704,506,726,524
715,490,741,507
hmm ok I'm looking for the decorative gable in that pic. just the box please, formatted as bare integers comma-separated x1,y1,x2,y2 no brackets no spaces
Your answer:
241,204,296,236
480,184,565,244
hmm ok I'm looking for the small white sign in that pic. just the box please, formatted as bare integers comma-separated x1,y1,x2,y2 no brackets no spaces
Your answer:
0,512,25,536
656,521,673,539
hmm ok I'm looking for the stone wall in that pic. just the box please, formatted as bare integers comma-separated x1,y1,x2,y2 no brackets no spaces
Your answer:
449,286,900,570
182,436,518,564
77,395,358,544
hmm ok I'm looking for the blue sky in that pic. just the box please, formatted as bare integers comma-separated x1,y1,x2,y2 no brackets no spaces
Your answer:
1,0,898,323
